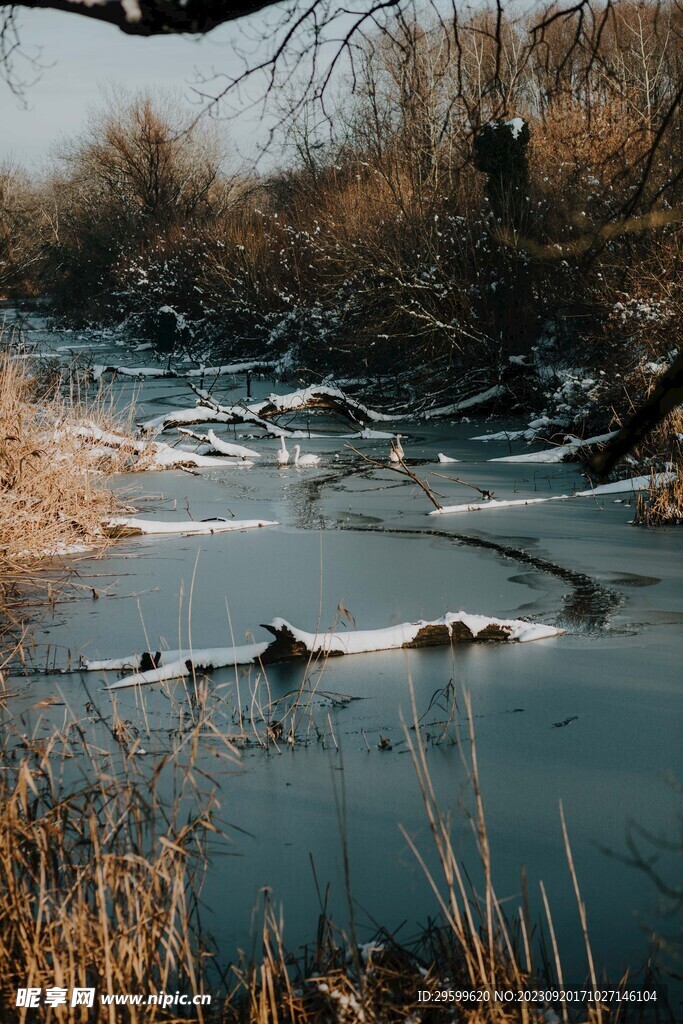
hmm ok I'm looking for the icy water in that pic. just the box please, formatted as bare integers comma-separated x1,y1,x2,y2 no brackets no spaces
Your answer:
4,310,683,1005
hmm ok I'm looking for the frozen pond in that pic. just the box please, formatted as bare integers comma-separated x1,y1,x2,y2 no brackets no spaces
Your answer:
4,309,682,1000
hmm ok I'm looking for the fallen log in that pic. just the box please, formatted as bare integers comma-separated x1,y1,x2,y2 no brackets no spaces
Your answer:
424,385,507,419
177,427,261,459
259,613,560,657
82,611,563,689
142,399,308,438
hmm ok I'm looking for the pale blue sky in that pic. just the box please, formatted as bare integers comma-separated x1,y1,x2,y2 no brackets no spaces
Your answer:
1,8,273,170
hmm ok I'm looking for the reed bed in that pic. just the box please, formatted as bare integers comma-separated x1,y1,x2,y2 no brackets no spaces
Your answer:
0,352,131,566
0,689,232,1023
0,342,138,672
634,470,683,527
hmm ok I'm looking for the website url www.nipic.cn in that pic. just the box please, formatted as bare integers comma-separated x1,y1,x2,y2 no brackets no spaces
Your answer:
101,993,212,1008
16,988,211,1009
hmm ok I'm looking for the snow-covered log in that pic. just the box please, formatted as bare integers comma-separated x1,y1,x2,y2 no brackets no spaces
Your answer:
430,497,567,515
206,429,261,459
83,610,563,689
140,441,253,470
471,416,560,442
101,516,278,538
424,386,506,419
142,400,306,437
100,644,271,690
428,472,677,514
60,421,147,454
259,613,561,657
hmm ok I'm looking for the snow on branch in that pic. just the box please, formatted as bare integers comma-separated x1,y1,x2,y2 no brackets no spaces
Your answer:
252,385,394,425
424,386,507,419
429,472,678,515
488,431,618,464
141,385,394,438
92,360,274,381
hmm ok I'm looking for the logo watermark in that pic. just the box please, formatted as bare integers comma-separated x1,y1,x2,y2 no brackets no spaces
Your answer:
16,987,211,1009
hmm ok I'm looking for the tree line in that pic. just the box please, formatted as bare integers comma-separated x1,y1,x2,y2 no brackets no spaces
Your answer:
1,0,681,429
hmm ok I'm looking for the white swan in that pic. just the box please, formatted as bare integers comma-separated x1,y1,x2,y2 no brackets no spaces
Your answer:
389,434,405,463
294,444,320,467
277,436,290,465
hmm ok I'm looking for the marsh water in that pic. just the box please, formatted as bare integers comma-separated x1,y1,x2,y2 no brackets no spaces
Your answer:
5,310,683,1005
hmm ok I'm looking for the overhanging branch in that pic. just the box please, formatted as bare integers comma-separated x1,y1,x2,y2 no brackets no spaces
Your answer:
8,0,279,36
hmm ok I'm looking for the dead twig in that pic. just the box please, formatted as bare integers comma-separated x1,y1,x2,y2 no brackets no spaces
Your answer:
429,471,494,501
346,442,443,510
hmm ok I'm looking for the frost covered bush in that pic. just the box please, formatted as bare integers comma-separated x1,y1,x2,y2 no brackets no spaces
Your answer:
3,2,681,431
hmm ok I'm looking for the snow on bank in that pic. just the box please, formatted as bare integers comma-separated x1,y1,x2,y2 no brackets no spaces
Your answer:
84,610,562,689
14,542,93,559
102,516,278,537
58,420,255,471
437,453,460,463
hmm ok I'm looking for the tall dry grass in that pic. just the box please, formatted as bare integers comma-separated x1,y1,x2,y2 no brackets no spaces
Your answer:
634,468,683,526
0,344,139,673
0,351,133,568
0,705,224,1023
